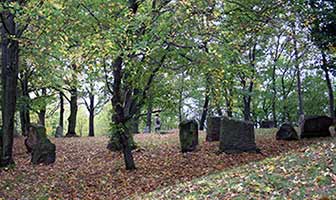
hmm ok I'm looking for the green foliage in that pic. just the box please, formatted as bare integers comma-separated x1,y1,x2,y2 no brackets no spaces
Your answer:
7,0,336,135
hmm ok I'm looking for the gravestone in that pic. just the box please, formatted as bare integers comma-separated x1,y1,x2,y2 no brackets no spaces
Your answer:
55,126,63,138
300,115,334,138
179,120,199,153
206,117,221,142
260,120,275,128
276,123,299,140
143,126,150,133
219,117,259,153
25,124,56,165
329,126,336,137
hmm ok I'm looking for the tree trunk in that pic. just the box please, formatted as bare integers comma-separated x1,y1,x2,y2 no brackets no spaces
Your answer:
199,90,209,130
281,75,290,122
293,35,304,117
178,72,185,123
66,88,78,136
1,9,19,167
38,88,47,126
145,101,152,133
243,44,256,122
88,93,94,137
243,98,250,121
109,56,136,170
243,81,253,121
225,89,233,117
120,129,136,170
19,74,30,136
322,51,335,118
271,64,277,126
59,92,64,128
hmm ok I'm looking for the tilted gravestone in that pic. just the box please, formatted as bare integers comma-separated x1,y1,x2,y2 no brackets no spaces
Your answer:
179,119,199,153
276,123,299,140
219,117,259,153
55,126,63,138
260,120,275,128
25,124,56,165
206,117,221,142
300,116,334,138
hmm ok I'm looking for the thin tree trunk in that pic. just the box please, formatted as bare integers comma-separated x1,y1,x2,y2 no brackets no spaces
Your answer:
271,64,277,126
225,89,233,117
200,74,210,130
38,88,47,126
243,81,253,121
1,9,19,167
293,33,304,117
199,91,209,130
88,93,94,137
19,74,30,136
145,101,152,133
59,92,64,128
243,44,256,122
66,88,78,136
322,51,335,118
178,72,185,123
281,74,290,122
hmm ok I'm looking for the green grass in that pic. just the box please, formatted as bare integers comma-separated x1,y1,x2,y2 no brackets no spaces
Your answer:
137,137,336,200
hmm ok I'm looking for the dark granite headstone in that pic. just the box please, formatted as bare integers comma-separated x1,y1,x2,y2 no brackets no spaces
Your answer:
206,117,221,142
179,119,199,153
55,126,63,138
276,123,299,140
260,120,275,128
300,116,334,138
219,117,259,153
25,124,56,165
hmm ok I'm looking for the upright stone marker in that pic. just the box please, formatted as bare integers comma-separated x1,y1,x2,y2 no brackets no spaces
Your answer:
330,126,336,137
206,117,221,142
260,120,275,128
300,116,334,138
179,120,199,153
276,123,299,140
219,117,259,153
25,124,56,165
55,126,63,138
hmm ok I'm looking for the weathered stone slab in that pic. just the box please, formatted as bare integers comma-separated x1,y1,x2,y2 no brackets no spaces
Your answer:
330,126,336,137
31,140,56,165
55,126,63,138
206,117,221,142
276,123,299,140
300,116,334,138
25,124,56,165
260,120,275,128
179,120,199,153
219,117,259,153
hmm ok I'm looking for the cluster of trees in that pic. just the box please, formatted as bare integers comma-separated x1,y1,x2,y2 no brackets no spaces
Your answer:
0,0,335,170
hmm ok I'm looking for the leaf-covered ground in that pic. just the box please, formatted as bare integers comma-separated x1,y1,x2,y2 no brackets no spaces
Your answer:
141,138,336,200
0,130,333,199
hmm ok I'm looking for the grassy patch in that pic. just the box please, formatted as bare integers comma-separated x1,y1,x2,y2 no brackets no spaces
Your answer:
139,138,336,200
